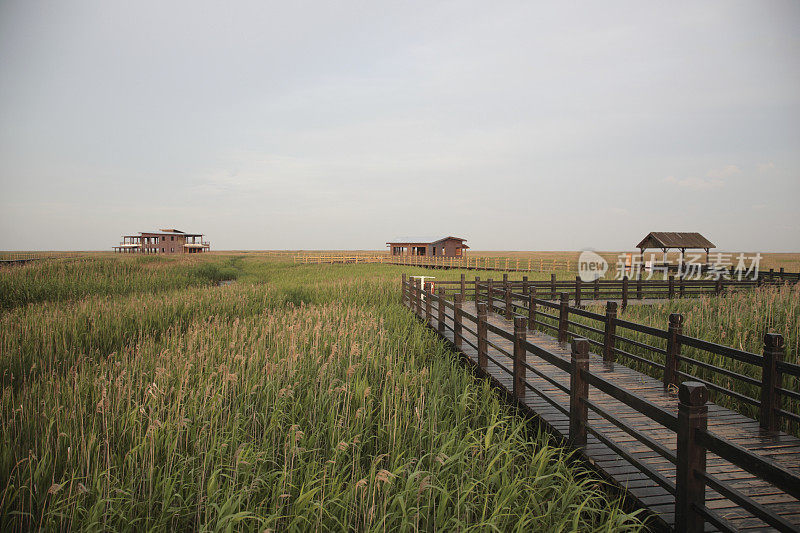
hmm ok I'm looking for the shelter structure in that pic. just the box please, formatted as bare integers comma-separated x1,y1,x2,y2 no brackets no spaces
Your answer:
386,236,468,258
636,231,715,265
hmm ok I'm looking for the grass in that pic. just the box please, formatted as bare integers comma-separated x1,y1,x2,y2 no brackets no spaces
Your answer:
0,256,643,531
0,255,241,310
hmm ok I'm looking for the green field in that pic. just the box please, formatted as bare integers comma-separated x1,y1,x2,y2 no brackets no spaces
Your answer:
1,256,643,531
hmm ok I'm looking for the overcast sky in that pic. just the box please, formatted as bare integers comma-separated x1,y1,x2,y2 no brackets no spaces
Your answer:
1,1,798,251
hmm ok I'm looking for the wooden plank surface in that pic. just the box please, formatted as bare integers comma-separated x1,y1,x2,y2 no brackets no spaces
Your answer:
416,298,800,532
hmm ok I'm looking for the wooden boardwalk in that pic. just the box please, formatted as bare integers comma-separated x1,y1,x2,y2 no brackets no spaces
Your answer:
421,299,800,531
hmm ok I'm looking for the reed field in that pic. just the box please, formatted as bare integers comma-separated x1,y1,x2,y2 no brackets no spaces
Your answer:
0,256,644,531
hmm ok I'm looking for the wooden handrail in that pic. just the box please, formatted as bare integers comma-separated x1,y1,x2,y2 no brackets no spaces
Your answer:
401,278,800,531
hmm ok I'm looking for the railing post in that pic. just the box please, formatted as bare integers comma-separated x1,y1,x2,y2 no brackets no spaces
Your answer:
401,273,407,305
460,273,466,297
522,276,529,297
760,333,784,432
424,282,432,324
477,302,488,369
621,276,629,311
668,275,675,300
569,338,590,448
594,278,599,300
558,293,569,343
513,317,527,400
575,275,582,307
487,279,494,312
769,268,774,282
675,382,708,533
502,273,508,297
528,287,536,331
665,313,683,387
679,275,685,298
437,288,445,335
416,278,423,317
715,277,722,296
637,273,643,300
550,273,557,300
504,284,512,320
780,267,785,282
454,293,463,350
603,301,617,363
474,276,481,303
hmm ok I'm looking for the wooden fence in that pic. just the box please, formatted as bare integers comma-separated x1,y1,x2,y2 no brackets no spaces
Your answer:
293,254,572,272
402,275,800,532
417,273,788,309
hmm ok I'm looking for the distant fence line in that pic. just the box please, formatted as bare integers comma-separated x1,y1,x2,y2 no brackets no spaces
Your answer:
0,252,85,263
293,254,573,272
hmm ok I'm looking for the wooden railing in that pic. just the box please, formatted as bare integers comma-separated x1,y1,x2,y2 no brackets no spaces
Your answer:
402,276,800,532
421,273,789,309
294,254,572,272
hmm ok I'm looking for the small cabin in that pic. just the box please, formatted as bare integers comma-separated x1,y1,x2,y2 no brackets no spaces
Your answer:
387,236,469,258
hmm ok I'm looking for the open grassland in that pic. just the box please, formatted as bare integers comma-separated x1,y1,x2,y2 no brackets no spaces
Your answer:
1,256,642,531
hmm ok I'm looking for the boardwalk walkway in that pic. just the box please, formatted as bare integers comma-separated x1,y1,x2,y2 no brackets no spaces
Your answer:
416,298,800,531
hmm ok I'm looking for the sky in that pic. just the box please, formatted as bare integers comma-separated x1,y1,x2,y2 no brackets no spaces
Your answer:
1,1,798,252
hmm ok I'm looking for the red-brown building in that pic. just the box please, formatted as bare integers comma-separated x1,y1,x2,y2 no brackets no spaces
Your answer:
113,229,210,254
387,236,468,257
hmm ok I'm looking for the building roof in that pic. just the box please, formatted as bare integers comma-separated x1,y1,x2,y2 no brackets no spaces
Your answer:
636,232,715,250
386,236,468,245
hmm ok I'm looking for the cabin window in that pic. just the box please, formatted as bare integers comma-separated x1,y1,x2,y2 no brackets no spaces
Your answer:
171,236,174,241
161,247,165,252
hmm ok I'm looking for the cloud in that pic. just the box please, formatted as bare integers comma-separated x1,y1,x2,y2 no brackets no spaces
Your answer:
758,161,775,173
663,164,741,190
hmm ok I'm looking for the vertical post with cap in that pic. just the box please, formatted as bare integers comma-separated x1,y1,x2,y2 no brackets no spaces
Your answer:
474,276,481,304
603,301,617,363
551,273,557,300
558,293,569,343
679,275,686,298
487,279,494,313
569,338,590,448
575,276,582,307
675,381,708,533
594,278,599,300
665,313,683,387
522,276,529,297
416,278,423,317
477,302,488,369
460,273,466,298
454,293,463,350
528,287,537,331
715,277,722,296
424,282,432,324
760,333,784,432
621,276,629,311
637,272,643,300
437,288,445,335
668,275,675,300
505,282,512,320
513,317,527,400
